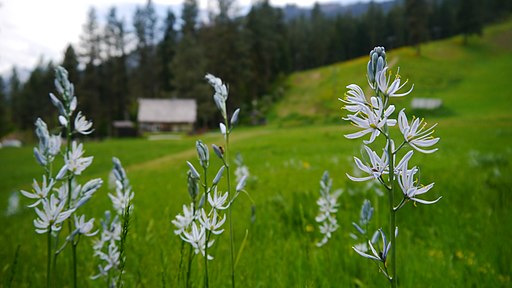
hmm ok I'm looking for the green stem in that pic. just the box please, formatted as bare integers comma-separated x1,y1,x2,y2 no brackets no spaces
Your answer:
47,229,52,288
65,123,77,288
202,166,209,288
224,121,235,288
72,243,77,288
186,246,193,288
386,132,397,288
178,241,184,287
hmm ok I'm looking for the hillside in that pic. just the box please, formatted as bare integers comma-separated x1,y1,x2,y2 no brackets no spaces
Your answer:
271,18,512,126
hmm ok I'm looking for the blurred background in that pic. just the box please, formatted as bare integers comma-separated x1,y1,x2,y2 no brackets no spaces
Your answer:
1,0,510,139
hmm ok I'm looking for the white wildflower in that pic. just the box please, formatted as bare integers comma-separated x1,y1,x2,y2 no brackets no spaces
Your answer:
172,203,197,235
398,109,439,153
398,158,441,205
33,194,74,234
353,228,393,263
74,111,94,135
315,171,342,247
339,84,369,113
344,97,396,144
181,222,214,260
198,209,226,235
74,214,97,236
20,176,55,208
376,67,414,98
109,186,134,215
95,242,120,274
58,141,93,177
207,188,229,211
347,146,389,182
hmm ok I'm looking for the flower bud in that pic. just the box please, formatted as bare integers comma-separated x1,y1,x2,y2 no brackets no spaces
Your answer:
219,123,227,136
59,115,68,127
187,170,199,200
196,140,209,169
34,147,47,166
367,46,387,83
198,193,206,209
212,144,224,160
236,175,247,192
212,165,225,186
186,161,200,179
230,108,240,127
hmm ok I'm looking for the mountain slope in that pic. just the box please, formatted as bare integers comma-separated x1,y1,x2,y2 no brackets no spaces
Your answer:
270,18,512,125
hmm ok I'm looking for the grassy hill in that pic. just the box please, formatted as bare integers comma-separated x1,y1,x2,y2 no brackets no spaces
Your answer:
1,19,511,287
271,19,512,125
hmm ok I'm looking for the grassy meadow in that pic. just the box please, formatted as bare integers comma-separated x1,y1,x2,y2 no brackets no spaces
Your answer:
1,20,512,287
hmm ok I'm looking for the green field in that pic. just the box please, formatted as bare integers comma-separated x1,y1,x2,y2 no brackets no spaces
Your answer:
1,20,512,287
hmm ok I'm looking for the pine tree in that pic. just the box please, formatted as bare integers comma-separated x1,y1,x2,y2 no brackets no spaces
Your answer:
0,76,10,137
457,0,483,45
202,0,251,115
245,1,288,100
158,9,177,94
62,44,80,86
79,7,104,135
171,0,211,127
104,7,130,121
8,68,22,130
405,0,429,55
133,0,159,98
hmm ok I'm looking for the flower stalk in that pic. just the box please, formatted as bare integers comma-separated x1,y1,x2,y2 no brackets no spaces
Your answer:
342,47,441,287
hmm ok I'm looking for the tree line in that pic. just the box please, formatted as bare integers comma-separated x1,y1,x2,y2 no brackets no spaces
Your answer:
1,0,510,138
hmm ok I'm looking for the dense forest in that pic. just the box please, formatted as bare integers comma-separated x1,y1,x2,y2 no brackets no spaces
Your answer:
1,0,510,137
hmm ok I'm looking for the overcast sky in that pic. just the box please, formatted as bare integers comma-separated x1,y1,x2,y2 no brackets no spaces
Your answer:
0,0,381,75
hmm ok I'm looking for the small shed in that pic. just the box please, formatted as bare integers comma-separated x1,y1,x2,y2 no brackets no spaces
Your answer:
137,98,197,133
112,120,137,137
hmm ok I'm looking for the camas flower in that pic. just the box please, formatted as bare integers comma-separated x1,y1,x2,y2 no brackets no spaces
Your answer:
353,228,394,263
108,186,134,215
376,67,414,98
317,220,339,247
398,157,441,205
93,242,120,275
20,176,55,208
74,214,97,236
57,141,93,177
347,146,388,182
33,194,74,234
180,222,214,260
339,84,369,113
67,214,97,241
208,188,229,210
316,171,341,247
172,204,196,235
198,209,226,235
74,111,94,135
33,118,61,166
398,109,439,153
352,199,374,235
344,97,396,144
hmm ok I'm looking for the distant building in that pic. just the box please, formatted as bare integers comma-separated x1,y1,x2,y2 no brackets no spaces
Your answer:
137,98,197,133
112,120,137,137
411,98,443,110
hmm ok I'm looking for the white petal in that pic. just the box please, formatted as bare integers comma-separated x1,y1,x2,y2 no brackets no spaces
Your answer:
411,196,442,205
